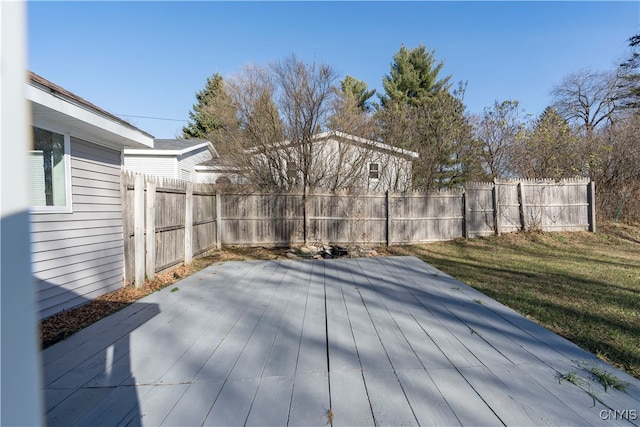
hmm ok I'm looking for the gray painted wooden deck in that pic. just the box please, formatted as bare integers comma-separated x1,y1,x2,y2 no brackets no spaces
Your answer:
43,256,640,426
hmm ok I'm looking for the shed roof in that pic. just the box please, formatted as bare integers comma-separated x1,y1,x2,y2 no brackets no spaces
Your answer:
124,139,219,158
153,139,210,150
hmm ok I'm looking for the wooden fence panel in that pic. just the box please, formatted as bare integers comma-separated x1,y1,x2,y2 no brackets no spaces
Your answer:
193,192,217,256
522,180,590,231
465,183,496,237
154,189,186,271
219,193,304,245
390,192,464,244
496,182,522,233
308,192,386,245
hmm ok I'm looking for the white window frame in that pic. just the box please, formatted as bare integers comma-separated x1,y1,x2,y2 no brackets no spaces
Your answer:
368,162,380,181
29,125,73,213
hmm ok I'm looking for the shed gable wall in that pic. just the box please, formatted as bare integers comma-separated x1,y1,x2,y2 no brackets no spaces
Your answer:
124,155,177,179
177,147,213,181
31,137,125,319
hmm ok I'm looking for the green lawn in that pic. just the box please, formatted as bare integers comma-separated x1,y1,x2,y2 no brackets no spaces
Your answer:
387,223,640,379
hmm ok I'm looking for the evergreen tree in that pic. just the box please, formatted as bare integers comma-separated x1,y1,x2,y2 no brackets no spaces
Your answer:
377,45,471,189
328,76,375,138
619,34,640,110
380,44,451,108
182,73,236,140
338,75,376,112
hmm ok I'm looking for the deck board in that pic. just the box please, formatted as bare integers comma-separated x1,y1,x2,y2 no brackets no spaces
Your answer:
287,372,331,427
244,376,294,427
159,381,225,427
43,256,640,426
395,368,460,427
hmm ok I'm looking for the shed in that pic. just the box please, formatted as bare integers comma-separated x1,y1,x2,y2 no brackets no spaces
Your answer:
124,139,237,183
246,131,419,191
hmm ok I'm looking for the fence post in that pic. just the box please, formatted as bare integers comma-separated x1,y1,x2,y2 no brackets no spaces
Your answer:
145,181,156,280
134,174,145,288
215,191,222,249
386,190,392,246
493,180,501,236
303,187,309,245
463,190,470,239
120,171,131,284
184,182,193,264
589,181,596,233
518,181,527,231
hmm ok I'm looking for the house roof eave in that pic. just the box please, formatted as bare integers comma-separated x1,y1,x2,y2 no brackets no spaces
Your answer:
27,71,154,149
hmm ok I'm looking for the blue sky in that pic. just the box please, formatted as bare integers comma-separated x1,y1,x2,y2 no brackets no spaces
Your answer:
28,1,639,139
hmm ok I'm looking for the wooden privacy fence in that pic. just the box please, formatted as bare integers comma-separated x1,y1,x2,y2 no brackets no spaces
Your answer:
122,172,596,287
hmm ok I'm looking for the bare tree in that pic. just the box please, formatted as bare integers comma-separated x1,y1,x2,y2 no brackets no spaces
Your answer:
269,54,339,189
223,56,389,192
187,55,413,192
511,107,584,180
593,115,640,221
550,69,628,185
473,100,526,179
224,65,288,188
551,70,622,136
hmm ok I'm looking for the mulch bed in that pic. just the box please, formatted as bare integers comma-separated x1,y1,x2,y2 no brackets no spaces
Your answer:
40,264,194,349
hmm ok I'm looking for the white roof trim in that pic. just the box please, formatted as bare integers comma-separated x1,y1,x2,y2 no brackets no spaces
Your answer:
245,131,419,159
325,131,419,158
195,164,243,172
124,141,214,157
27,84,154,149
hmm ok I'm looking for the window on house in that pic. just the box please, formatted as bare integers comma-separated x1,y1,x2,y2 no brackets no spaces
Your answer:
369,163,380,180
30,126,70,210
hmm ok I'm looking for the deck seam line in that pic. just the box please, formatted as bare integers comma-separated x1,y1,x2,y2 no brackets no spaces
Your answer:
241,261,299,427
198,261,285,426
352,258,421,427
285,260,315,427
335,260,378,427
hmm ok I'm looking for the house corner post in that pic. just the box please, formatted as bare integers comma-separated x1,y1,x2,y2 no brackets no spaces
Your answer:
145,181,156,280
589,181,596,233
134,174,145,288
184,182,193,264
0,4,46,420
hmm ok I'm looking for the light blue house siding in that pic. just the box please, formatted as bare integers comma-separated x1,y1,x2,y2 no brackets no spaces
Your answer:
31,138,125,319
28,71,154,319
